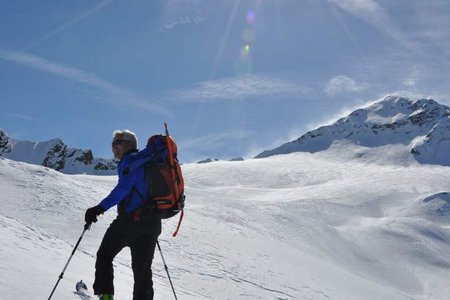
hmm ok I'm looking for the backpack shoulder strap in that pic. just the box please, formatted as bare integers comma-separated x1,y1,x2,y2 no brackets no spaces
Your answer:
126,148,154,173
126,137,167,173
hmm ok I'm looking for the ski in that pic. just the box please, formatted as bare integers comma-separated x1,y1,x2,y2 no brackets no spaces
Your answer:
75,280,93,300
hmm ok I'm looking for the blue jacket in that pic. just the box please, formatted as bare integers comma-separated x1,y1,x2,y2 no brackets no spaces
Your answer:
99,137,167,214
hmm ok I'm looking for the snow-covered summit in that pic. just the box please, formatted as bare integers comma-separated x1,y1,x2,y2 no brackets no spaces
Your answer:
0,129,116,175
256,96,450,165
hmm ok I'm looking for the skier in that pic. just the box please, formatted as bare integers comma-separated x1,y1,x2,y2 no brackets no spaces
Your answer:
85,130,161,300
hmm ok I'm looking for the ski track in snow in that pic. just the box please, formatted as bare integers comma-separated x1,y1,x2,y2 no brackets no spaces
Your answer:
1,148,450,299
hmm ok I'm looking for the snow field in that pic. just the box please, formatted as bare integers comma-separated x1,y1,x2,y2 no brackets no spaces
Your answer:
1,147,450,299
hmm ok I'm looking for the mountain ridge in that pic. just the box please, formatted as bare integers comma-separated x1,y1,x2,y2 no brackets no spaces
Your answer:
256,95,450,166
0,129,116,175
3,95,450,173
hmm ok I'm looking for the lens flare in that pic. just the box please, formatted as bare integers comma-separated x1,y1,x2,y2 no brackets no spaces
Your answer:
241,28,255,43
246,10,256,25
241,44,251,58
233,9,257,76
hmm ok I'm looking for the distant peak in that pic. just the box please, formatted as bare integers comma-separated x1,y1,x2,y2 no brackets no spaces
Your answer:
0,129,116,175
256,95,450,166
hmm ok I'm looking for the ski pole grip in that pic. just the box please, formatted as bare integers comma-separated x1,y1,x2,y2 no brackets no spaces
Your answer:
84,223,91,230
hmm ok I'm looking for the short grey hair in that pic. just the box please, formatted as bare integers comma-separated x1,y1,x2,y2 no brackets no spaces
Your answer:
112,129,138,149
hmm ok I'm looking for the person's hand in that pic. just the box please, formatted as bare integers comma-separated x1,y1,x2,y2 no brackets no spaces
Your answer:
85,205,105,224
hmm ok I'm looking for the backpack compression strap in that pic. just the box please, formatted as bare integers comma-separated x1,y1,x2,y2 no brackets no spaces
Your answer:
165,123,184,237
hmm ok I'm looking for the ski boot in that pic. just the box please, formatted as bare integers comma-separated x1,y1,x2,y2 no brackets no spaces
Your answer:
98,294,114,300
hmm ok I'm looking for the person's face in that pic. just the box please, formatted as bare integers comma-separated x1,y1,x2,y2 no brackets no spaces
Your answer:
112,135,132,160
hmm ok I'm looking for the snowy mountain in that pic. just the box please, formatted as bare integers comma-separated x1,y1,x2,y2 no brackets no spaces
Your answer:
1,148,450,299
256,96,450,166
0,129,116,175
1,95,450,299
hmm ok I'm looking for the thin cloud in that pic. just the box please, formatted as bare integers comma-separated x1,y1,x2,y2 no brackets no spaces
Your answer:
330,0,450,77
401,65,423,88
325,75,369,96
22,0,117,51
5,113,39,123
163,14,205,30
327,0,408,46
328,0,450,100
172,75,309,103
162,0,206,31
0,48,170,116
328,0,385,19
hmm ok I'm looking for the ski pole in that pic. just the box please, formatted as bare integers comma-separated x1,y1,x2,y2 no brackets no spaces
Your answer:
48,223,91,300
157,240,178,300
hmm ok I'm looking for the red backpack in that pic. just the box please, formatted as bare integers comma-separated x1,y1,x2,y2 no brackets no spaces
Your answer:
145,124,185,236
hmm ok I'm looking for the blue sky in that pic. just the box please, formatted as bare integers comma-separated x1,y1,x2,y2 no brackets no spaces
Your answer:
1,0,450,162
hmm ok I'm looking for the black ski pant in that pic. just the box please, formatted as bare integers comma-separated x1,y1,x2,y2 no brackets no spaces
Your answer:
93,215,161,300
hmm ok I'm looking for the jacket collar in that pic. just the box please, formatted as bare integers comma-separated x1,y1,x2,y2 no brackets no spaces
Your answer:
125,148,138,156
117,149,138,164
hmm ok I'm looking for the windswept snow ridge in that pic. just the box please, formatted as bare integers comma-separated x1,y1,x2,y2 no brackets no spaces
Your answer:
256,96,450,166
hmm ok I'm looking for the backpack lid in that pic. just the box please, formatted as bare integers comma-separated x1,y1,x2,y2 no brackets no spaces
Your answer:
148,134,177,155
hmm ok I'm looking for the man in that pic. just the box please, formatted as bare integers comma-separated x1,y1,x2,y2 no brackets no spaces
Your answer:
85,130,161,300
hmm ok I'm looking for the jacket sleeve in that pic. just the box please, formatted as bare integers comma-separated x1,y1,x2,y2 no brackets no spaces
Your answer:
98,158,136,211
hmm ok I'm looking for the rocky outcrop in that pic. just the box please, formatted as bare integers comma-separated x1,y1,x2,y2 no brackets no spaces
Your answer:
42,140,67,171
75,150,94,165
0,130,11,155
197,158,220,164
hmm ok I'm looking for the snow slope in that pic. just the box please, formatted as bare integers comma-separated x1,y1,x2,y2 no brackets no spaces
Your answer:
256,96,450,166
1,142,450,299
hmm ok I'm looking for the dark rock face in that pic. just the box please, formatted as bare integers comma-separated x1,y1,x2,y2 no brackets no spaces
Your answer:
94,160,117,171
0,130,11,155
197,158,220,164
42,140,67,171
229,157,244,162
75,150,94,165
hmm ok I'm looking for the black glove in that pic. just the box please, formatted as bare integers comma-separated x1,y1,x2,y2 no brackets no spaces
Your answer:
85,205,105,225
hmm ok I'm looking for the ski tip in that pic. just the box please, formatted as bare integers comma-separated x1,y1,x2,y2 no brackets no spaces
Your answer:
76,280,88,291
